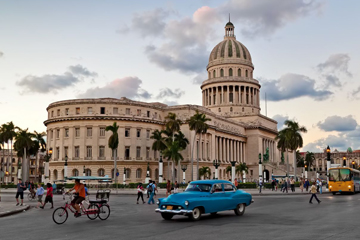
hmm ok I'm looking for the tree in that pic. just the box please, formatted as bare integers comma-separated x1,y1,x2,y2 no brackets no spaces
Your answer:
33,131,46,182
1,122,18,182
105,122,119,184
151,129,167,182
296,150,305,167
305,151,315,171
0,126,5,184
199,166,211,179
14,128,34,181
174,131,189,182
187,110,211,180
162,141,184,181
236,163,249,182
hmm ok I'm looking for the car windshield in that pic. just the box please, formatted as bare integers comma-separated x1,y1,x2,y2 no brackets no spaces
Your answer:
185,183,212,192
329,169,351,181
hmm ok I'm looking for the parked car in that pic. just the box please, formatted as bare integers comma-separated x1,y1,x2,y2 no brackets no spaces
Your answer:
155,180,253,221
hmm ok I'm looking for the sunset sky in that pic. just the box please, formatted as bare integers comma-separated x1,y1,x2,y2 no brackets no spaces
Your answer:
1,0,359,152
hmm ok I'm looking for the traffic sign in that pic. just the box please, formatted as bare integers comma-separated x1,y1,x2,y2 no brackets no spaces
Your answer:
116,172,119,177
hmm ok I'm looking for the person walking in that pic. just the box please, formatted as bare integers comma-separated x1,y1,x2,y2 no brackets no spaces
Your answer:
146,180,152,198
136,183,145,204
174,181,179,193
283,178,288,193
290,177,295,192
299,178,304,193
319,180,323,194
147,181,157,204
29,180,36,198
36,184,44,208
234,178,238,188
309,182,321,204
15,179,26,206
52,181,57,194
259,178,263,193
316,178,320,193
153,181,157,197
305,179,310,192
40,183,54,209
271,179,275,191
166,180,171,197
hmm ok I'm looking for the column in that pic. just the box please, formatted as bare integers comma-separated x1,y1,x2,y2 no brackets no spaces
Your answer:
243,142,246,163
227,85,230,104
221,86,224,104
258,89,260,107
208,88,211,106
219,137,223,162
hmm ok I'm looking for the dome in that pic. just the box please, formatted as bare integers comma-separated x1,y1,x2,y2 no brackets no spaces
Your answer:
207,22,253,70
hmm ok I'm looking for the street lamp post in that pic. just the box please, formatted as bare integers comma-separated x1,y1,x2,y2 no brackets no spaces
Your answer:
159,153,163,183
83,166,86,184
305,164,308,179
258,153,262,183
64,155,68,181
230,160,236,184
123,167,126,185
181,165,187,183
44,148,52,184
352,161,355,169
213,160,220,180
145,162,150,183
343,156,346,168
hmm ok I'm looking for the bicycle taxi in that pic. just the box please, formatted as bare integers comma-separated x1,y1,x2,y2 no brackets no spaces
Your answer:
52,176,111,224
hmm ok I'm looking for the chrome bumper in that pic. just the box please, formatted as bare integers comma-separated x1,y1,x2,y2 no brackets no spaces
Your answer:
251,199,254,203
155,208,192,215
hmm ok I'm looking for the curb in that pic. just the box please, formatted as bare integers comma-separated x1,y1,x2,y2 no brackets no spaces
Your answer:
0,205,30,218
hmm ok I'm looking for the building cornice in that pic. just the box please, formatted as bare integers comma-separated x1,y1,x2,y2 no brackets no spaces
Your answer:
201,77,260,89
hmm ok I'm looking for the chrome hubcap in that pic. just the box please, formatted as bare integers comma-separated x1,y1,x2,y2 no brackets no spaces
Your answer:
239,204,244,212
193,208,200,218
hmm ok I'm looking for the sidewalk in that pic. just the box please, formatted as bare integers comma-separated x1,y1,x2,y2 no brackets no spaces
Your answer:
0,201,30,217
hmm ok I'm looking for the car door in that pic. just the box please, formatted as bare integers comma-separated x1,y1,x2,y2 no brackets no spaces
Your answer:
223,183,237,210
209,183,226,213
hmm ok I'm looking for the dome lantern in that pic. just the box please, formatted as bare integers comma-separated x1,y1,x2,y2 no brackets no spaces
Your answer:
225,14,235,39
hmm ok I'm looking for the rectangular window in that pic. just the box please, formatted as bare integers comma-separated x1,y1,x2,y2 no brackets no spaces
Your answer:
75,128,80,137
76,107,80,114
125,146,130,160
126,108,130,115
64,128,69,138
213,95,216,105
57,109,60,116
100,107,105,114
65,108,69,115
87,127,92,137
146,147,150,159
113,107,118,114
56,147,60,159
137,109,141,116
146,130,150,139
56,129,60,138
147,111,150,117
86,146,92,158
100,127,105,137
99,146,105,158
206,143,209,159
111,148,118,158
125,128,130,137
136,147,141,158
51,111,54,117
64,147,68,157
87,107,93,114
136,129,141,138
154,112,157,119
74,146,79,158
50,130,53,139
250,170,253,176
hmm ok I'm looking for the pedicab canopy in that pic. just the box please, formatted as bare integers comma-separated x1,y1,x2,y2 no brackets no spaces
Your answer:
67,176,112,181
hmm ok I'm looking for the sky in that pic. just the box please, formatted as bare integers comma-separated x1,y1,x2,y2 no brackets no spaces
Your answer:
0,0,360,153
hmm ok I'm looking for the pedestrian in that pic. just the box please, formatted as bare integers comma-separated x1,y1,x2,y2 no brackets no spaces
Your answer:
290,177,295,192
299,178,304,193
29,180,36,198
174,181,179,193
259,178,263,193
283,178,288,193
316,178,320,192
40,183,54,209
36,184,44,208
287,178,291,192
136,183,145,204
309,182,321,204
15,179,26,206
146,179,152,198
305,179,310,192
319,180,323,194
234,178,238,188
166,180,171,197
271,179,275,191
147,181,157,204
153,181,157,197
52,181,57,194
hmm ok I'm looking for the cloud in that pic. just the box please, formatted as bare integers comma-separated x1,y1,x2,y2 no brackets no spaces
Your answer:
163,100,179,106
0,51,3,57
317,115,357,132
303,135,351,152
16,65,97,94
192,73,207,85
261,73,333,101
323,74,341,88
156,88,184,99
77,77,151,100
272,114,289,129
352,87,360,99
131,8,170,37
218,0,323,38
317,53,352,77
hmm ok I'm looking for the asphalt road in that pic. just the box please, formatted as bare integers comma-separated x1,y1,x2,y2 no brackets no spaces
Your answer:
1,192,359,240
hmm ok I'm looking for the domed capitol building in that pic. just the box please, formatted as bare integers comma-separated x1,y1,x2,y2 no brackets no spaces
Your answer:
45,21,290,183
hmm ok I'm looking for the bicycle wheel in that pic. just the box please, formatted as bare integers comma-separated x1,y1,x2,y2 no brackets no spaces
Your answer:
52,207,68,224
86,204,99,220
27,193,33,201
98,204,110,220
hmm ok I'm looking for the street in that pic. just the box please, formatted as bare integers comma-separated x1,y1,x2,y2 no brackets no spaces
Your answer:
0,192,359,240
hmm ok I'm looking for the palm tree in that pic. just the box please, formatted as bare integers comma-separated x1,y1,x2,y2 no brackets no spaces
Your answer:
296,150,305,167
163,141,184,182
236,163,248,182
0,126,5,184
14,128,34,181
1,122,18,183
283,120,307,179
33,131,46,182
174,131,189,182
305,151,315,171
275,129,291,176
187,110,211,180
105,122,119,185
199,166,211,179
151,129,167,182
164,113,182,183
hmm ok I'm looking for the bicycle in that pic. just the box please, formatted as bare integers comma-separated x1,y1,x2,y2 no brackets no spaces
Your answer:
86,190,111,220
27,192,36,201
52,193,99,224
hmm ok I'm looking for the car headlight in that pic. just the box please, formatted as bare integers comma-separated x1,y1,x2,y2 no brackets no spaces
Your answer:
184,200,189,206
156,200,160,205
348,185,351,188
329,185,332,188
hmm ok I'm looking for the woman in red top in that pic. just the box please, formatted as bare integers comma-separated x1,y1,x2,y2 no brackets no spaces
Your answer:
40,183,53,209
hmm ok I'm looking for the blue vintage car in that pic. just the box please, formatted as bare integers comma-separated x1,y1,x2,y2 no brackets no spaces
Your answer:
155,180,253,220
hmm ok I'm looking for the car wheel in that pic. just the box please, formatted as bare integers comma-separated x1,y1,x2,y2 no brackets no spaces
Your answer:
234,203,246,216
161,213,174,220
332,192,336,195
189,207,202,221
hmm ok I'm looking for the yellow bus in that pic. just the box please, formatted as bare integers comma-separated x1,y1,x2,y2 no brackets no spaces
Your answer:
328,167,360,195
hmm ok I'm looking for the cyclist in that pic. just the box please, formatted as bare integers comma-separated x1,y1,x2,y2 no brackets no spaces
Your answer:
67,179,86,217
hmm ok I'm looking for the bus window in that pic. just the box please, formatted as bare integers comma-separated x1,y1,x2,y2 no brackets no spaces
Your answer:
329,169,340,181
340,169,350,181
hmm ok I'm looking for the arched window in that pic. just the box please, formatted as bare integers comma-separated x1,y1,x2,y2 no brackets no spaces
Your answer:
125,168,131,179
54,170,58,180
238,68,241,77
174,169,177,179
229,68,233,76
213,70,216,78
245,70,248,77
230,107,233,112
242,107,244,112
12,158,15,163
61,169,64,179
155,169,159,180
220,69,224,77
136,168,142,179
111,168,119,178
218,108,221,112
98,168,105,177
252,108,254,113
73,169,79,177
85,169,91,176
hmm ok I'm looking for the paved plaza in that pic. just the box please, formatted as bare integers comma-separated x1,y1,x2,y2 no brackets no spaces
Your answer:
0,190,359,240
